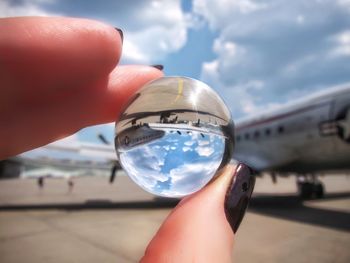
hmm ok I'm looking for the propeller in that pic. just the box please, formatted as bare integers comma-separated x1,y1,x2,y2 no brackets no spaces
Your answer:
271,172,277,184
98,133,110,145
97,133,119,184
110,164,118,184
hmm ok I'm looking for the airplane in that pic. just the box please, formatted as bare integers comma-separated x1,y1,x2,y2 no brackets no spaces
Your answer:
116,123,166,151
2,83,349,200
0,134,121,184
119,108,227,128
115,120,227,152
233,82,350,199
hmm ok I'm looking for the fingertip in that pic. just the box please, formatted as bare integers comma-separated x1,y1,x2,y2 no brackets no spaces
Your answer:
141,165,236,262
107,65,164,102
79,18,124,71
107,64,164,116
77,64,164,128
53,17,124,74
109,65,164,87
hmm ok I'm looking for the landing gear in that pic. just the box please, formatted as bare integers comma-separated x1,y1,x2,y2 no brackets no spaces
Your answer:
297,175,324,199
298,182,313,199
314,182,324,199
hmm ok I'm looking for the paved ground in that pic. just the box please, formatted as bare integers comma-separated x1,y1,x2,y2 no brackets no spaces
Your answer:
0,173,349,262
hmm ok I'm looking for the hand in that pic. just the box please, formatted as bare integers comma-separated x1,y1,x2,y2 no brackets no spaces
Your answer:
0,16,163,159
0,17,254,262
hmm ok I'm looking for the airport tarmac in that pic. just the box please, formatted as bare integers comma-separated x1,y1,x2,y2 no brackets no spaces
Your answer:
0,172,349,263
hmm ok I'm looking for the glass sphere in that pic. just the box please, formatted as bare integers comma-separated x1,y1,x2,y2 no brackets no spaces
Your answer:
115,77,234,197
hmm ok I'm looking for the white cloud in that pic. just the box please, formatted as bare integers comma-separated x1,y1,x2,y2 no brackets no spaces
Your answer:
184,140,195,146
192,0,266,29
338,0,350,12
164,159,222,196
195,0,350,118
0,0,60,17
114,0,189,63
1,0,190,64
163,145,170,151
296,14,305,25
182,146,192,152
282,55,317,76
112,0,189,63
119,143,169,189
195,145,214,157
200,60,272,115
198,140,210,146
122,14,187,63
329,30,350,57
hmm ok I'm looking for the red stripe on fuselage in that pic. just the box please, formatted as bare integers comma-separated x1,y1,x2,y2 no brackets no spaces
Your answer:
235,101,330,131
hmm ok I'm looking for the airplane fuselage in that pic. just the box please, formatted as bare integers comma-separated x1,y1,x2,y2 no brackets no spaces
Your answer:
233,84,350,174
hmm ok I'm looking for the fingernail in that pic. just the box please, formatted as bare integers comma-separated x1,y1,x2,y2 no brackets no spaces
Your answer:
115,27,123,43
224,163,255,233
151,64,164,71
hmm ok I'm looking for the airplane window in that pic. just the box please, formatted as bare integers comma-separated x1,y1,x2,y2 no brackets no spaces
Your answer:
265,128,271,136
278,126,284,134
254,131,260,138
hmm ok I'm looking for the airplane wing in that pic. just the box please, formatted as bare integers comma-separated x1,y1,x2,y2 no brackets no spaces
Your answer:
1,136,119,180
43,141,116,161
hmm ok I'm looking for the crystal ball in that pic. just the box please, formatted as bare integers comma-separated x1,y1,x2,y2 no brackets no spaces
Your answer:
115,77,234,197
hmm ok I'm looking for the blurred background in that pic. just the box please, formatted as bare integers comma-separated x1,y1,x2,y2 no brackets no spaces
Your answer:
1,1,350,262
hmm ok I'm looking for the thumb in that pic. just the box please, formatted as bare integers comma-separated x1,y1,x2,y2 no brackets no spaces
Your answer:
141,164,254,262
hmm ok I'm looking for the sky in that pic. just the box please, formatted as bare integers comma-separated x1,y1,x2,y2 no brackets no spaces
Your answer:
2,0,350,146
120,129,225,197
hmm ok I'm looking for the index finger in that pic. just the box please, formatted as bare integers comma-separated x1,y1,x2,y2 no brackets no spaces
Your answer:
0,17,163,159
0,16,122,109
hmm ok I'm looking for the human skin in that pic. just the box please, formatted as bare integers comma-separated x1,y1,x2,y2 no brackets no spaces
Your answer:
0,17,236,262
141,165,235,262
0,16,163,158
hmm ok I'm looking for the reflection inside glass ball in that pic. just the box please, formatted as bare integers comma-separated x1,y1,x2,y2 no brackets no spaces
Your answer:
115,77,234,197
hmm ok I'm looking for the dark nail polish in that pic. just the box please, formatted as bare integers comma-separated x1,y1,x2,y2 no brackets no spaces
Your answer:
115,27,123,43
224,163,255,233
151,64,164,71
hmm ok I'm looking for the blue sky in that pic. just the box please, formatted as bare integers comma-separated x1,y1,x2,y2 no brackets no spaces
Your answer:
119,129,225,196
2,0,350,145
